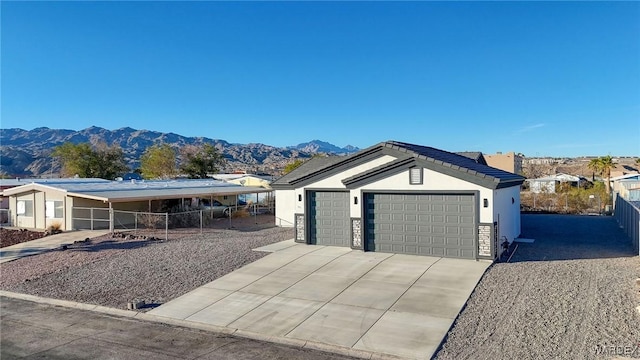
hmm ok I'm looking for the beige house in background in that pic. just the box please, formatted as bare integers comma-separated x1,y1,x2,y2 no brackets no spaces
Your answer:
0,178,269,231
212,174,273,189
485,152,523,175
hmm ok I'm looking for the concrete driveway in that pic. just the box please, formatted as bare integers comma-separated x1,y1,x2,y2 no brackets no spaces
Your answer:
149,240,491,359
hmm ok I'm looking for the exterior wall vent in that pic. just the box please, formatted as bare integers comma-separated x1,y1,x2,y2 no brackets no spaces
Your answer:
409,168,423,185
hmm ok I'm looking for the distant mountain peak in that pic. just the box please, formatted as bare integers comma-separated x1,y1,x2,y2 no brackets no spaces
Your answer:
0,126,357,177
288,140,359,154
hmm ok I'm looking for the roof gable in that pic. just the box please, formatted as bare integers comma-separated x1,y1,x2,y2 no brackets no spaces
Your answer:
272,141,525,190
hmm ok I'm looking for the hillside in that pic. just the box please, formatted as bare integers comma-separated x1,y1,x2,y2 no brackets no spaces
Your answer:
0,127,359,177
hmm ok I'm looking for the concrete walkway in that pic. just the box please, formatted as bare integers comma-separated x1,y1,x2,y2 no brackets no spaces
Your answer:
0,230,111,264
149,241,491,359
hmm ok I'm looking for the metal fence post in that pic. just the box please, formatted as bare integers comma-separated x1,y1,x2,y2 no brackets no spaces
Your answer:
134,213,138,235
165,212,168,240
109,208,114,233
200,210,203,234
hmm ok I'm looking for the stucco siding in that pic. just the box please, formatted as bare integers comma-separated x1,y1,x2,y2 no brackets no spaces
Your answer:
493,186,521,248
275,189,296,227
306,155,398,189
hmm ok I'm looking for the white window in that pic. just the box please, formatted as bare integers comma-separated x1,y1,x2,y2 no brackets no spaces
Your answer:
46,200,64,219
17,200,33,216
410,168,423,185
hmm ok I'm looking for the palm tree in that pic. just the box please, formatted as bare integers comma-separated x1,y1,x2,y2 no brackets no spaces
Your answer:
587,158,602,182
588,156,616,205
598,155,615,197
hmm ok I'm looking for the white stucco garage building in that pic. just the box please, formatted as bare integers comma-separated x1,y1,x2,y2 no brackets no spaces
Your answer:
272,141,525,261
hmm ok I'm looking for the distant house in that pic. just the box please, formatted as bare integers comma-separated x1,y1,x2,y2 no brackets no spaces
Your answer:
0,178,269,231
211,173,274,205
527,173,585,193
211,174,273,188
485,152,523,174
272,141,525,261
611,173,640,202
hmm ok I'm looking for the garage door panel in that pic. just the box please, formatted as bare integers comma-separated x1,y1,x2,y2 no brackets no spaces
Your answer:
366,193,475,259
445,215,459,223
432,226,445,234
460,238,474,246
461,227,474,235
310,191,350,247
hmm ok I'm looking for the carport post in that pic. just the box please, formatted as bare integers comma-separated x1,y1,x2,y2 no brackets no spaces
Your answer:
108,207,114,233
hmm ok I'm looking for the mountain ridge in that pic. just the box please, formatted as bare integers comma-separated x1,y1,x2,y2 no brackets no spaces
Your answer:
0,126,359,177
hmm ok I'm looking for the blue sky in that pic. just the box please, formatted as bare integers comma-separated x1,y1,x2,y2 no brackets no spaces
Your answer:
2,1,639,157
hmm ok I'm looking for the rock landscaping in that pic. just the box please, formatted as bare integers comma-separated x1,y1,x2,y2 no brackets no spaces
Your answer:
0,215,293,311
435,214,640,360
0,228,46,248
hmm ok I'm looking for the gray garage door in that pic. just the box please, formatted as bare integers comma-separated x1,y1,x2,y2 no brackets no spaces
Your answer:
309,191,350,247
365,193,475,258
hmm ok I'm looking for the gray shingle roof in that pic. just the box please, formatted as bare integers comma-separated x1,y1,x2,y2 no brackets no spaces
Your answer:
455,151,488,165
386,141,523,182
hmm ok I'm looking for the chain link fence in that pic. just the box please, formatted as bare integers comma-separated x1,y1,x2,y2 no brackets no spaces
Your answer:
73,206,276,240
521,191,604,214
72,207,111,230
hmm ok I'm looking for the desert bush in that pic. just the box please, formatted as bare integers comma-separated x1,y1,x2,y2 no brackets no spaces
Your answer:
232,209,250,218
521,183,608,214
137,213,164,229
45,221,63,235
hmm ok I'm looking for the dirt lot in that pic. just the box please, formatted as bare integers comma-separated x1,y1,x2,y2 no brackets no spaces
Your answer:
435,215,640,360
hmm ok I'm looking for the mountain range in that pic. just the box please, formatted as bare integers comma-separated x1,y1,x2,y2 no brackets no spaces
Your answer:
0,126,359,177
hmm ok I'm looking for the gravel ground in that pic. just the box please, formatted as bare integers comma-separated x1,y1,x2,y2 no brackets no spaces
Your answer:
435,214,640,360
0,215,293,311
